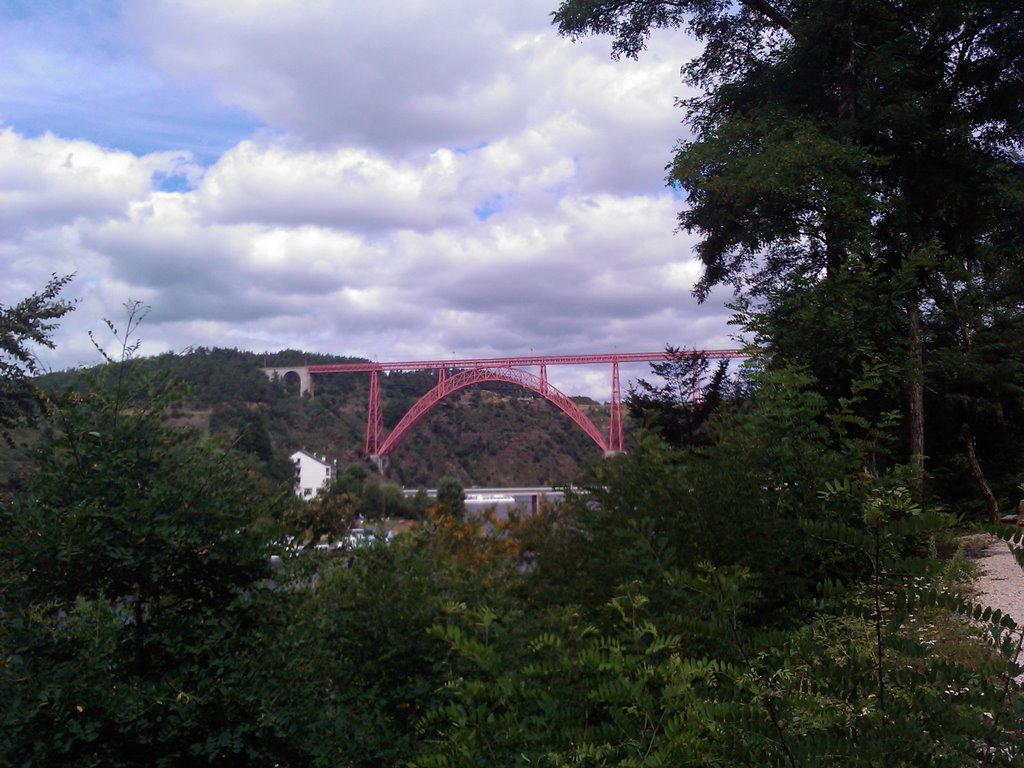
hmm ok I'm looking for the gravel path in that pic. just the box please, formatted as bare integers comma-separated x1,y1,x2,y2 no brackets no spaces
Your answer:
965,533,1024,683
969,534,1024,626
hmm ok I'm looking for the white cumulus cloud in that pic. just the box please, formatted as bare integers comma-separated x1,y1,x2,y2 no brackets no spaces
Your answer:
1,1,734,401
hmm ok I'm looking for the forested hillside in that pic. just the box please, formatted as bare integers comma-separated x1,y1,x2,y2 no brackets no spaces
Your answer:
28,347,609,489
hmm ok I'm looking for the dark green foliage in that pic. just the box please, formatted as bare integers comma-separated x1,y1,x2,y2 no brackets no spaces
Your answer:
411,486,431,515
530,364,869,622
919,244,1024,513
417,481,1024,767
552,0,691,60
554,0,1024,516
359,478,407,520
436,476,466,519
0,305,288,765
626,345,741,448
280,487,360,547
209,401,295,484
150,347,284,406
250,505,534,767
415,595,719,767
264,537,460,767
336,460,370,494
4,318,1023,764
0,274,74,446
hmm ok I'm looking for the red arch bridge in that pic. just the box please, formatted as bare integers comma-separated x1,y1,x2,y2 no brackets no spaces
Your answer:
262,351,743,465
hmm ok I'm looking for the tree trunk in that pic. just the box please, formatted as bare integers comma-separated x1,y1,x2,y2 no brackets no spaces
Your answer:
907,302,925,500
961,422,1000,524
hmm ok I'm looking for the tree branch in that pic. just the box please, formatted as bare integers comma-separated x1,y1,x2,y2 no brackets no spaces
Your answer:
738,0,805,42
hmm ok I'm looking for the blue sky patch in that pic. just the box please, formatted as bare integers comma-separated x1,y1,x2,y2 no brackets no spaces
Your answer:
473,193,506,220
1,1,262,165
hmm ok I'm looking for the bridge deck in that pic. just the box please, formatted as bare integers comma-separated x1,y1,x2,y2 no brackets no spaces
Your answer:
304,350,742,374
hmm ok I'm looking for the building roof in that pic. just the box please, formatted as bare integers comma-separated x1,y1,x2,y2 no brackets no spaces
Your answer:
289,449,335,467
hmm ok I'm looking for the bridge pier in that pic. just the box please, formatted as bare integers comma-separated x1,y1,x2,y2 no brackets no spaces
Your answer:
262,366,313,397
368,454,389,474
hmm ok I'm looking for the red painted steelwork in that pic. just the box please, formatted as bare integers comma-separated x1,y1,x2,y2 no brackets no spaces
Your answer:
376,366,608,456
273,349,747,459
365,369,382,454
609,361,622,451
306,349,742,374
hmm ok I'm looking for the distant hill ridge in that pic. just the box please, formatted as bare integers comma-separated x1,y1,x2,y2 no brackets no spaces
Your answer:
32,347,612,488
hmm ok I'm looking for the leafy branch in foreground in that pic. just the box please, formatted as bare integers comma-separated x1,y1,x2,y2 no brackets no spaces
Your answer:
415,476,1024,766
0,273,75,445
799,482,1024,765
0,303,289,766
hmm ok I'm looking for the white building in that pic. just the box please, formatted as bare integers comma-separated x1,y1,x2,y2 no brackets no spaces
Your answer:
290,450,335,499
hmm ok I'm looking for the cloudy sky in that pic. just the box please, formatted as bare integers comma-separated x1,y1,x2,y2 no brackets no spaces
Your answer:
1,0,736,399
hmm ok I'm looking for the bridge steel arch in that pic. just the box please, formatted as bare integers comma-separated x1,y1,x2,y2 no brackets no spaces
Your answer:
374,366,611,457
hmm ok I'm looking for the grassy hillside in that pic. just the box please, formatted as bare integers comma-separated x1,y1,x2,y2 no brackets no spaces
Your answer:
15,347,618,489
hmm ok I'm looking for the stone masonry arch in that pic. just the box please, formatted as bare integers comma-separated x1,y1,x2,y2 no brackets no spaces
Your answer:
262,366,312,396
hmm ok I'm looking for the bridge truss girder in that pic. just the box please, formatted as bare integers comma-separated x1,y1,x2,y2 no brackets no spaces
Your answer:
372,366,615,457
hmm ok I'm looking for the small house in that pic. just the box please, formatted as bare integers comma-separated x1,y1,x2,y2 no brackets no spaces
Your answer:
290,450,335,499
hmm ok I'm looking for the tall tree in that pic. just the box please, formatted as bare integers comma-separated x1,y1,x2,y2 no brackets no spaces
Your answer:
553,0,1024,508
626,346,736,448
437,475,467,519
